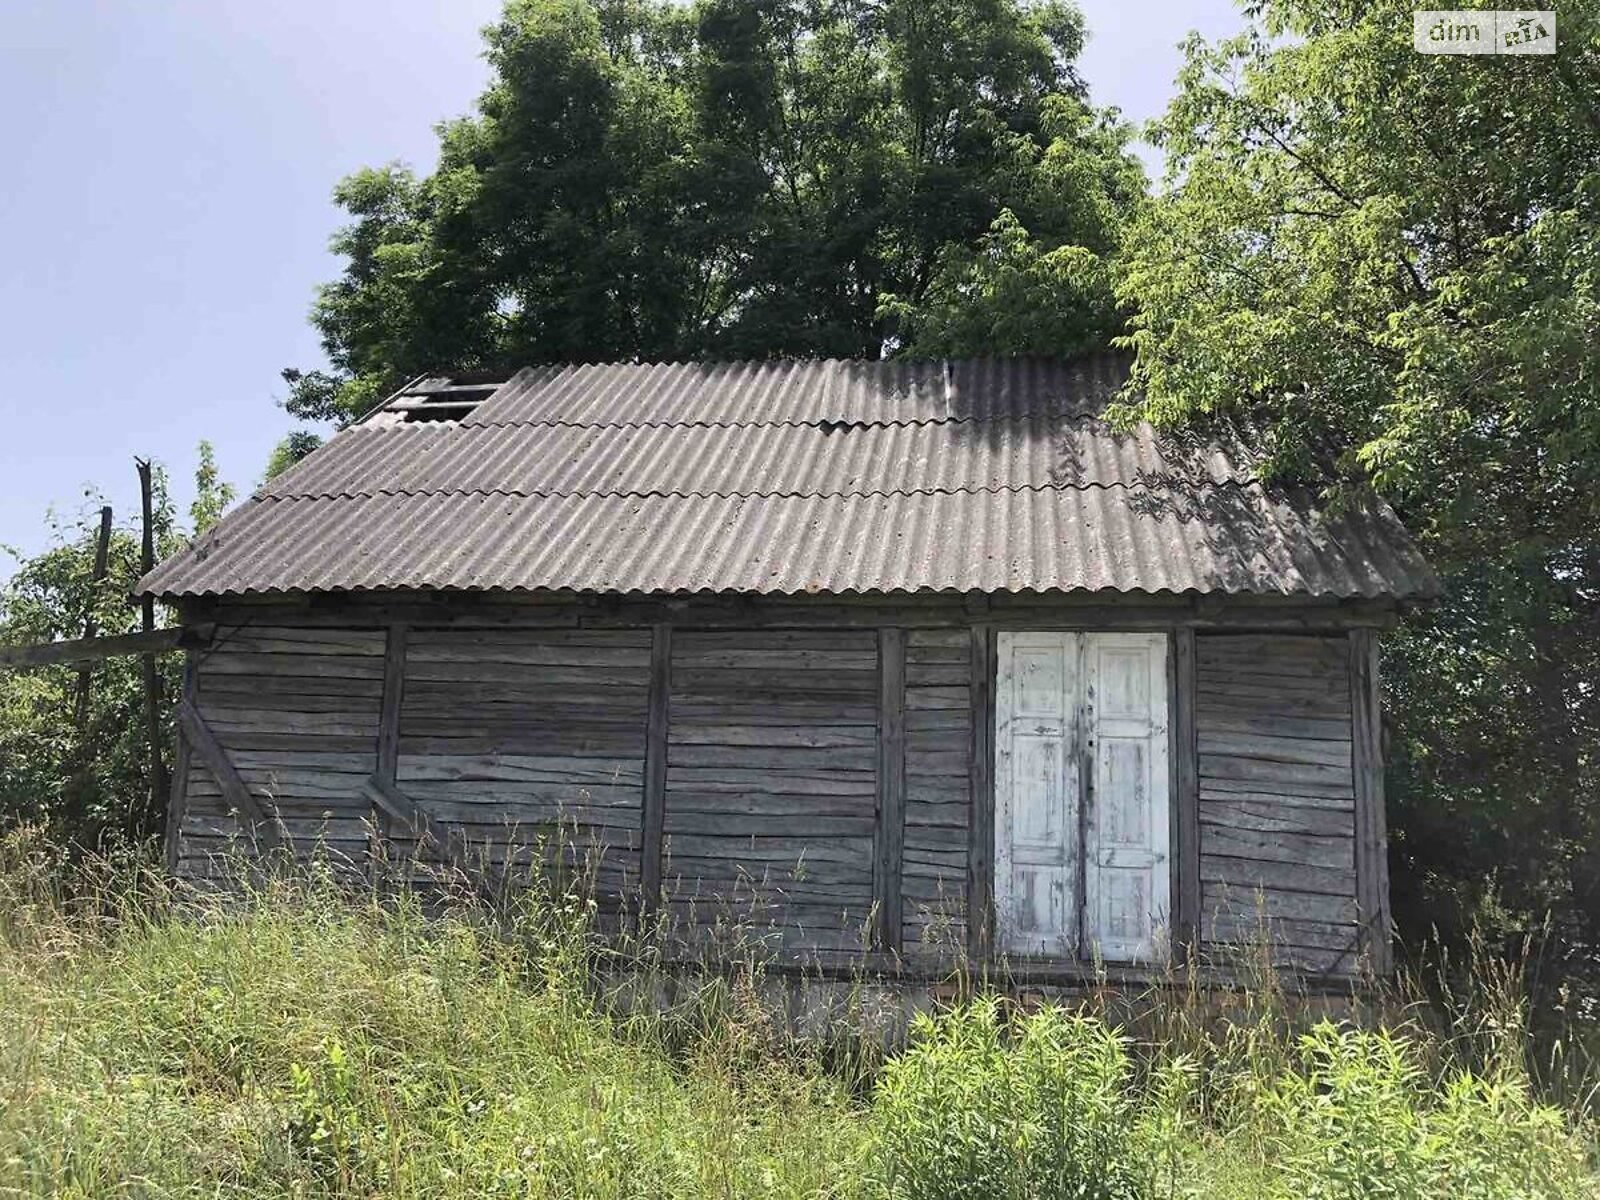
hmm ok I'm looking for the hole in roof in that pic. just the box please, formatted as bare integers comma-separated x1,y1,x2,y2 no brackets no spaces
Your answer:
371,373,507,426
400,402,482,424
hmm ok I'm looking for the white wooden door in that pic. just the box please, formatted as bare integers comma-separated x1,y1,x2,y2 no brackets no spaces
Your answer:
1083,633,1170,963
994,631,1171,962
994,633,1081,956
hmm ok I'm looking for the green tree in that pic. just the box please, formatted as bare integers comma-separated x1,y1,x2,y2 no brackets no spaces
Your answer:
287,0,1144,424
264,430,325,482
0,450,234,847
190,441,237,534
1114,2,1600,959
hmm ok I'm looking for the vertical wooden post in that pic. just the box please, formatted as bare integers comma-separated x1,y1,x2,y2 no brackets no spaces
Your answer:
1350,628,1393,974
73,505,113,733
64,505,115,835
874,628,906,953
967,623,995,964
374,624,408,867
135,461,168,838
640,623,672,915
376,625,408,788
1171,628,1201,964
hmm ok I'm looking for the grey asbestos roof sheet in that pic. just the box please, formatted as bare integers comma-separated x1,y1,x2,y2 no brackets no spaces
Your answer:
138,354,1438,600
449,356,1125,429
261,417,1257,501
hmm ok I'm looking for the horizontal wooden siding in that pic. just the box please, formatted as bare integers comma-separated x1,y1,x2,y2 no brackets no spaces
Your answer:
901,630,971,957
661,630,880,952
1195,634,1360,974
177,626,385,876
395,629,650,900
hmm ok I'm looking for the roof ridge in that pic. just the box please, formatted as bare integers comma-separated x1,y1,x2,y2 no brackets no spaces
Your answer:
451,349,1128,371
254,478,1270,504
341,411,1185,435
454,413,1130,432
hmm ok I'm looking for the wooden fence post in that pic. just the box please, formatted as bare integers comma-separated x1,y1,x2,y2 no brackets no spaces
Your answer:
72,505,113,733
136,461,168,838
164,653,196,873
64,505,114,834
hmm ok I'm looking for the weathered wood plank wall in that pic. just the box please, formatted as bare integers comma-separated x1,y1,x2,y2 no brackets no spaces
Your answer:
176,626,385,876
395,628,649,898
902,630,972,960
172,596,1391,980
1194,633,1361,975
660,630,879,952
640,624,672,910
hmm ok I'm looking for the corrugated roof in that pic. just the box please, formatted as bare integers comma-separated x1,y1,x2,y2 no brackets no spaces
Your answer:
135,486,1430,598
138,354,1438,601
262,417,1257,501
457,356,1125,428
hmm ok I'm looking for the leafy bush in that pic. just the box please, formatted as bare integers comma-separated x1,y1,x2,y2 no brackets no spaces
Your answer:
0,447,234,847
1259,1023,1593,1200
870,998,1154,1200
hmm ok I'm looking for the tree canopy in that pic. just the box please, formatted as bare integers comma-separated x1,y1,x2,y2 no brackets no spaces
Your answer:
286,0,1144,424
1114,0,1599,953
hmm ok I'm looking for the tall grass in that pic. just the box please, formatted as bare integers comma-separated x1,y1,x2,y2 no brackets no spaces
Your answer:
0,827,1594,1198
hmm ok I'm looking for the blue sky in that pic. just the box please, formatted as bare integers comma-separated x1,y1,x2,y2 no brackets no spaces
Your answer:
0,0,1242,567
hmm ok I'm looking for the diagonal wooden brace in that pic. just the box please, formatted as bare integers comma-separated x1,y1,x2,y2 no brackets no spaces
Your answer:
178,697,281,851
361,775,493,900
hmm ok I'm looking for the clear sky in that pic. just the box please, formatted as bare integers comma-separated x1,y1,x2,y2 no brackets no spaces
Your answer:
0,0,1243,569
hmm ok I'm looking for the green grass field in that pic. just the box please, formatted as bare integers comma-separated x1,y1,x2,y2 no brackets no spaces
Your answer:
0,830,1594,1199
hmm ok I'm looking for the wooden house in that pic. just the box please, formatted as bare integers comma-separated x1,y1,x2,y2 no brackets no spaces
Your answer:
137,355,1436,981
